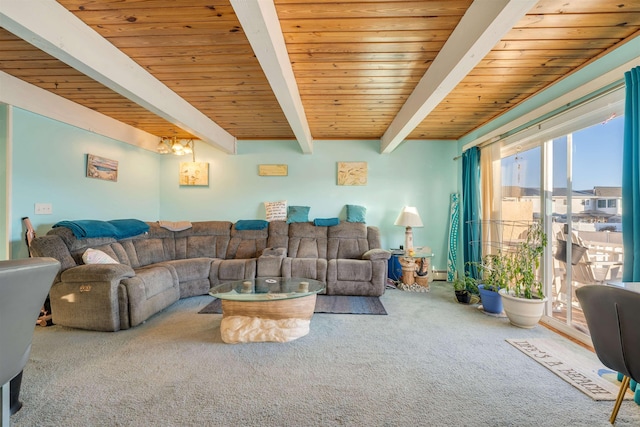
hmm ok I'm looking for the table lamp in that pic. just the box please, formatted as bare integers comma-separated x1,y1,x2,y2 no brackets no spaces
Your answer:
394,206,423,253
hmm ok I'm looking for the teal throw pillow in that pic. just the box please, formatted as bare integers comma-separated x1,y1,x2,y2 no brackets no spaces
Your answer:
235,219,269,230
287,205,310,224
346,204,366,223
313,217,340,227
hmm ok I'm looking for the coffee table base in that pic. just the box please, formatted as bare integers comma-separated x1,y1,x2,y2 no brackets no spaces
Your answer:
219,294,317,343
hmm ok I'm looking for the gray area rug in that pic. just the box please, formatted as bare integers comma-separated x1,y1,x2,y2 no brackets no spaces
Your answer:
12,282,640,426
198,295,387,315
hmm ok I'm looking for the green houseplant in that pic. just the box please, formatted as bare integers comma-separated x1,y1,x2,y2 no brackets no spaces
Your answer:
474,252,509,314
498,221,548,328
453,274,478,304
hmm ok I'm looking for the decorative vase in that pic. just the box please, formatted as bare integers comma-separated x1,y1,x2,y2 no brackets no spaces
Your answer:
499,288,547,328
455,290,471,304
478,284,503,314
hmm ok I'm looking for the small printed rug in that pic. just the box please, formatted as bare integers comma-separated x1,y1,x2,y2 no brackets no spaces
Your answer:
506,338,632,401
199,295,387,315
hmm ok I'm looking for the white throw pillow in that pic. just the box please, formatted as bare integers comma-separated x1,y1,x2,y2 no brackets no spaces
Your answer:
264,200,287,221
82,248,118,265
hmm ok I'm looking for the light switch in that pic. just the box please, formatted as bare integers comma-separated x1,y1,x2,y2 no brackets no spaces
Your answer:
35,203,53,215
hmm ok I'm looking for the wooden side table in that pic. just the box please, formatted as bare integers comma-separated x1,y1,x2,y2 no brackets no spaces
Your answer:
398,249,434,287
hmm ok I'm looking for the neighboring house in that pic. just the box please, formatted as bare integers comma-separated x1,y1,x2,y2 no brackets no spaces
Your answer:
502,186,622,225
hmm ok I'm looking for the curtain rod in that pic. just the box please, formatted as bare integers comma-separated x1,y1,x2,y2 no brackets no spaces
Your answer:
451,80,626,161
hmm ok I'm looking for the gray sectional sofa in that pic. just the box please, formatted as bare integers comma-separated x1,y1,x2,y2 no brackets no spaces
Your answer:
30,220,390,332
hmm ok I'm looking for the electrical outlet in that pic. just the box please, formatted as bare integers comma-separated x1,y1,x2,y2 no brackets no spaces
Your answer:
35,203,53,215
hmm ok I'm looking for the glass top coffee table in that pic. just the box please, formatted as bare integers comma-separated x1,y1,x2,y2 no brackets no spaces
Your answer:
209,277,325,343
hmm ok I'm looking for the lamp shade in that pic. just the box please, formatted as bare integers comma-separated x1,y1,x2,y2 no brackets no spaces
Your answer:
394,206,423,227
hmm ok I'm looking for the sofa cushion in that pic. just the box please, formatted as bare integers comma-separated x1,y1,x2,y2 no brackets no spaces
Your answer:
175,221,232,259
121,265,179,327
29,235,76,271
282,258,327,282
334,259,372,281
128,265,177,300
211,259,257,284
266,220,288,249
327,222,369,259
159,258,214,298
48,226,116,255
226,226,268,259
129,238,172,267
287,222,328,258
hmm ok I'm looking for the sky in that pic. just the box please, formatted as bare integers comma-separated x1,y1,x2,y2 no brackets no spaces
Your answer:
502,115,625,190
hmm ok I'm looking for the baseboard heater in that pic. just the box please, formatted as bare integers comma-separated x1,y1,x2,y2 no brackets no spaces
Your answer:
432,270,447,281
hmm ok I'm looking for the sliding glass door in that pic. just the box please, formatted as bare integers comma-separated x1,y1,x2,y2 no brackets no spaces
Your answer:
549,117,625,336
495,115,624,342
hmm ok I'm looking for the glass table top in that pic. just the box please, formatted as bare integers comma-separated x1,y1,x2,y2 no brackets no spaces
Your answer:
209,277,325,301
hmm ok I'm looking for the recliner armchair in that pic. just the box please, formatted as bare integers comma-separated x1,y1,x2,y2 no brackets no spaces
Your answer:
0,258,60,427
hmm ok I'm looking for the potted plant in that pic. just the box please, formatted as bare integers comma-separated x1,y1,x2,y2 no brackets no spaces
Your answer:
475,252,509,314
498,221,548,328
453,274,478,304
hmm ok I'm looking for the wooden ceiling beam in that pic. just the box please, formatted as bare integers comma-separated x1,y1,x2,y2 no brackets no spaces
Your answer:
380,0,538,154
0,0,237,154
230,0,313,154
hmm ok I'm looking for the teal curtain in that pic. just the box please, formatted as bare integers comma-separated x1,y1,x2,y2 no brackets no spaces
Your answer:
462,147,482,279
623,66,640,281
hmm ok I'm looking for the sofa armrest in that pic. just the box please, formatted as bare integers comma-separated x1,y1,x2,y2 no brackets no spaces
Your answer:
61,264,135,283
362,249,391,261
51,264,135,332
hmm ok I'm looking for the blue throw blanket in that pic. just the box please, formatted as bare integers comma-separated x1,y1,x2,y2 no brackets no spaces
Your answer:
53,219,149,239
234,219,269,231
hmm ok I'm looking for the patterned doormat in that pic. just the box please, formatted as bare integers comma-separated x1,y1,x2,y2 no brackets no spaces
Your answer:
199,295,387,315
506,338,633,401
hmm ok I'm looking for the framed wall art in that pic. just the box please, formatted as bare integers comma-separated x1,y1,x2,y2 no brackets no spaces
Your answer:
258,164,288,176
179,162,209,186
337,161,367,186
86,154,118,182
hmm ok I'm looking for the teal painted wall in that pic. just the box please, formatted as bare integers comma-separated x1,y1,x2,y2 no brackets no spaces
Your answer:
7,109,458,270
159,139,458,270
0,104,7,259
9,108,161,259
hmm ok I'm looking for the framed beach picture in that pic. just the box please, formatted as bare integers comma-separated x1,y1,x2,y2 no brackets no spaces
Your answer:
258,164,288,176
179,162,209,186
337,161,367,186
86,154,118,182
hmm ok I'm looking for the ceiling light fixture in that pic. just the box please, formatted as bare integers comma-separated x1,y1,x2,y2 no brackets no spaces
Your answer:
157,137,195,160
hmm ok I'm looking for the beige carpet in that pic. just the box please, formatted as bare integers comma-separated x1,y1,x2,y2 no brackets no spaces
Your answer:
11,283,640,426
507,338,633,401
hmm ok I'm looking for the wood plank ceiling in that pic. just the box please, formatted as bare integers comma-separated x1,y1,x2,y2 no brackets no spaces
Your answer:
0,0,639,153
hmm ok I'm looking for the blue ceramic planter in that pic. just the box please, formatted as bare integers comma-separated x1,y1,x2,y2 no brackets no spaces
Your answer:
478,284,503,314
